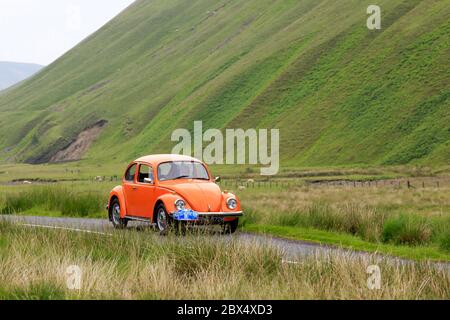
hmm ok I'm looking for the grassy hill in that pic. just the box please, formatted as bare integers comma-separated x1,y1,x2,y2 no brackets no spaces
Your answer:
0,62,43,91
0,0,448,168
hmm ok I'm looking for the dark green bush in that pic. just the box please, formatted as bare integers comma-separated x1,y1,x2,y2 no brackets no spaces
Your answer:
0,187,103,217
240,208,259,226
276,210,307,227
382,214,432,246
439,230,450,252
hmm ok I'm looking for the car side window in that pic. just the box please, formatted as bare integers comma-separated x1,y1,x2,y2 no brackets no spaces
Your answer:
125,164,137,182
138,165,154,183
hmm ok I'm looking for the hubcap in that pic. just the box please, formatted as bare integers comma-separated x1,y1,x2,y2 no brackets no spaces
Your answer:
112,203,121,225
157,208,167,231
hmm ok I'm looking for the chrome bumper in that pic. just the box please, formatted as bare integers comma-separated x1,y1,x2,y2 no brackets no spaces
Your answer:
196,211,243,218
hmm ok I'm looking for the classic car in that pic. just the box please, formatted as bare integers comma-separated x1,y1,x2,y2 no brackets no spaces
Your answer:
107,154,243,233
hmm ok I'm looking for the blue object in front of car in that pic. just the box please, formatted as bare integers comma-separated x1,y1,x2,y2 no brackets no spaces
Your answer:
173,209,199,221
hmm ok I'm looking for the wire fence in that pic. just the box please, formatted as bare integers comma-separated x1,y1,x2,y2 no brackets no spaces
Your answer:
218,177,449,190
87,175,449,190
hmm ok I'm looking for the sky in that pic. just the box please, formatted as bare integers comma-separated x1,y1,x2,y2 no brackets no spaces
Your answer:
0,0,135,66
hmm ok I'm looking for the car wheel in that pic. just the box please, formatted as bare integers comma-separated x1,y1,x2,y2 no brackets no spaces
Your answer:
223,218,239,234
110,199,128,229
156,204,171,234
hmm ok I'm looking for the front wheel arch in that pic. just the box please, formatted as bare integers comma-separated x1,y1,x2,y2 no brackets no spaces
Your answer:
153,200,165,224
155,202,174,234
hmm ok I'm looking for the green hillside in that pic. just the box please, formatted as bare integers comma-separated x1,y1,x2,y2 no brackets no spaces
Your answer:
0,0,448,168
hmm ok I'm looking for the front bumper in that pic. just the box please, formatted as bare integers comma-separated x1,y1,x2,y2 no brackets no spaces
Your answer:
170,209,243,222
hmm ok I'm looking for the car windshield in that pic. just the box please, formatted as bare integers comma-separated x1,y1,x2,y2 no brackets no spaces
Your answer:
158,161,210,182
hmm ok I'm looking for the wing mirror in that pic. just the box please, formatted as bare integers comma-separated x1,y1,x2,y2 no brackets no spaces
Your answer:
143,178,153,184
215,176,221,183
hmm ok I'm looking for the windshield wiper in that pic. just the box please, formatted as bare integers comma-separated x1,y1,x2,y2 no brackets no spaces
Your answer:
172,176,209,181
173,175,190,180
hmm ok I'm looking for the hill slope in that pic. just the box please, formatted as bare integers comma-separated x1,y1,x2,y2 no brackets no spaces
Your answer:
0,62,43,91
0,0,448,167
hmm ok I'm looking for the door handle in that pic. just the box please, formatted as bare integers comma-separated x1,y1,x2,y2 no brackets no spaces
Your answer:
132,186,138,190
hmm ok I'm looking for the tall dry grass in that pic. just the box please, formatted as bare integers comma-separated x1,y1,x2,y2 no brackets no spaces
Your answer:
0,222,448,300
0,182,449,249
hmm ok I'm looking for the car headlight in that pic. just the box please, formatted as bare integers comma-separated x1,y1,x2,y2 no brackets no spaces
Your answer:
175,199,186,211
227,198,237,210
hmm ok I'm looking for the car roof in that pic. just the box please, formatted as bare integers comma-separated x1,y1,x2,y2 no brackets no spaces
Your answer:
134,154,203,166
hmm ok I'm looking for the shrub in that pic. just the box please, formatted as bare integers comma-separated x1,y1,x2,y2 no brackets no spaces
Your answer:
276,210,307,227
302,202,387,242
306,202,337,230
382,214,432,246
0,187,103,217
240,208,259,226
439,230,450,252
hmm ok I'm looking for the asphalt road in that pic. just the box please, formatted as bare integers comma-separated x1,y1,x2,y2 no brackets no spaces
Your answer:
1,215,448,269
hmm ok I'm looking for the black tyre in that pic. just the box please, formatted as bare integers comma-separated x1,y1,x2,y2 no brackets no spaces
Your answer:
110,198,128,229
174,219,188,236
223,218,239,234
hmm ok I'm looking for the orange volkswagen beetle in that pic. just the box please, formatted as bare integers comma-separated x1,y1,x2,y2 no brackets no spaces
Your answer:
107,155,243,233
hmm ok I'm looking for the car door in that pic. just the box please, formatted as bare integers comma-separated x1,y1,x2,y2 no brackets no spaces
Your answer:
133,164,155,219
123,163,139,216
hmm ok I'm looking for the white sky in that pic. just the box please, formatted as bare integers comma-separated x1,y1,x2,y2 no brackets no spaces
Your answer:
0,0,135,65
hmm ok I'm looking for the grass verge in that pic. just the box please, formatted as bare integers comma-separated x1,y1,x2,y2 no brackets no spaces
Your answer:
0,221,449,300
